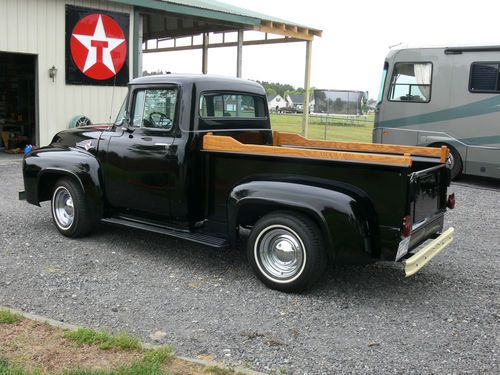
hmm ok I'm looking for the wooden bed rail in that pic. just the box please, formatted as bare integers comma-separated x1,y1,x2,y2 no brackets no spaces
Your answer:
274,132,449,163
203,133,413,167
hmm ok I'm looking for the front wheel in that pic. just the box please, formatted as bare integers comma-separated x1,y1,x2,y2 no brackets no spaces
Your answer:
51,177,95,238
247,211,326,292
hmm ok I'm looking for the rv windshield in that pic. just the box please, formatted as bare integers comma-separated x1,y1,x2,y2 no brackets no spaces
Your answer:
388,62,432,102
377,62,388,104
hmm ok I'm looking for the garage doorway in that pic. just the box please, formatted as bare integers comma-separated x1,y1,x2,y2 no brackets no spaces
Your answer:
0,52,37,152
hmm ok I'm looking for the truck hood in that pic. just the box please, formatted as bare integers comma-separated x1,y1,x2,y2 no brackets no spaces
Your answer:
51,124,113,149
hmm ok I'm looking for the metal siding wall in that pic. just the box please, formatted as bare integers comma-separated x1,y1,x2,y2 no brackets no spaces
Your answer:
0,0,133,146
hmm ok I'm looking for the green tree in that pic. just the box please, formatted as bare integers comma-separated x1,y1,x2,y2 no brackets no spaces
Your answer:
256,80,295,97
333,98,344,113
265,87,277,98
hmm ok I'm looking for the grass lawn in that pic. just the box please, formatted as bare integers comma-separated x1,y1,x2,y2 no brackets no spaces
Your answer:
0,309,243,375
270,113,374,143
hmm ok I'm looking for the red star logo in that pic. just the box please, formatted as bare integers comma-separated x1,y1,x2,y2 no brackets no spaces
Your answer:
70,13,127,80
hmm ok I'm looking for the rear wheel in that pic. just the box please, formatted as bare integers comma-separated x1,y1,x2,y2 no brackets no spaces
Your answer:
51,177,94,238
247,211,326,292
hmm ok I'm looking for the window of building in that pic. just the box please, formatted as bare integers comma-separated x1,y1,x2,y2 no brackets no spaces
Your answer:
131,88,177,130
199,93,266,118
388,62,432,102
470,62,500,92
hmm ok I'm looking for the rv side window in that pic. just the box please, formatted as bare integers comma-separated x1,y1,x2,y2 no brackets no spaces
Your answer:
388,62,432,103
469,62,500,92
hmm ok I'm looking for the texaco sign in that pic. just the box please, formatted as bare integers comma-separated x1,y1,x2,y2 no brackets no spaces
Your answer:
66,5,129,86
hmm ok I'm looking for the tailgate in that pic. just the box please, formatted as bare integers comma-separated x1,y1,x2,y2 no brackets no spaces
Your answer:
408,164,450,248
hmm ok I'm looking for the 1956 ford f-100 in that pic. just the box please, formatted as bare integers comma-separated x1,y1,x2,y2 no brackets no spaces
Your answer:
20,75,455,292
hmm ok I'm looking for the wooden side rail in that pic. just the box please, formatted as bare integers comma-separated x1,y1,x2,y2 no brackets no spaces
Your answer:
274,132,449,163
203,133,413,167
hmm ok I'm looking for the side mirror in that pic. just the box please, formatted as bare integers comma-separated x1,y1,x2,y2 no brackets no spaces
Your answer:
122,113,135,133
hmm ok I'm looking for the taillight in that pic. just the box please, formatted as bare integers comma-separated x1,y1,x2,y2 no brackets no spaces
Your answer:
447,193,455,209
402,215,411,238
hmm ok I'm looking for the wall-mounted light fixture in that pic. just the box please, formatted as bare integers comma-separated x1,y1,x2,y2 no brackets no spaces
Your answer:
48,66,57,82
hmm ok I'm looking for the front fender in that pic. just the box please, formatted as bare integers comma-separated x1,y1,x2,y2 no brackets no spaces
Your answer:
228,180,378,262
23,145,103,211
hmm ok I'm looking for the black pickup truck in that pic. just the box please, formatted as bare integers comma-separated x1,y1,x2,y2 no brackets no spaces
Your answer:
21,74,455,292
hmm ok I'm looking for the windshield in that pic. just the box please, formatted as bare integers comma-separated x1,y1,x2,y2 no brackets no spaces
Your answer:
114,95,128,125
377,62,388,104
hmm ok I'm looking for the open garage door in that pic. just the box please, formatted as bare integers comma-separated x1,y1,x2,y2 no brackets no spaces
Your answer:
0,52,37,153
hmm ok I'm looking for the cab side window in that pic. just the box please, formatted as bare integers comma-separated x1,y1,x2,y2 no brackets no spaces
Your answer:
132,88,178,130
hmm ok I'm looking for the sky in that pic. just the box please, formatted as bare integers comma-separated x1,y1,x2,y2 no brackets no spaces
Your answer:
143,0,500,99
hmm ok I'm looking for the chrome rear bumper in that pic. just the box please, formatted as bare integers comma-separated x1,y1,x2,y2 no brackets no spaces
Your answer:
404,227,454,277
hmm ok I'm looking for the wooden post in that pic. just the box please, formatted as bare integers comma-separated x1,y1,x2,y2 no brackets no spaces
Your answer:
236,29,243,77
302,40,312,137
202,33,209,74
132,10,143,78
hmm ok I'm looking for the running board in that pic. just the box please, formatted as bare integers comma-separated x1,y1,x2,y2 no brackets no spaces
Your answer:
101,217,230,249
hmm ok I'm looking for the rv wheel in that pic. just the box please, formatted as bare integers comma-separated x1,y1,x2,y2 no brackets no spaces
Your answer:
445,145,463,180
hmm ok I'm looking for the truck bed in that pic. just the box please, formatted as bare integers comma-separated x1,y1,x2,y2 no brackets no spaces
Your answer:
202,132,450,262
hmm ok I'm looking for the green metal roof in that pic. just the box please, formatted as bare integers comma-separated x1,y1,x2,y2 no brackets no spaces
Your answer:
163,0,313,28
109,0,321,35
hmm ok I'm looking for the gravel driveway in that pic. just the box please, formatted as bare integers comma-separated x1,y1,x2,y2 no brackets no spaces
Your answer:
1,155,498,374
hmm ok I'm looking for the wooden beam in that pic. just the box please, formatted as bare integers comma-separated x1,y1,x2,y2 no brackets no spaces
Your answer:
144,25,229,40
203,134,413,167
440,145,449,163
276,132,449,161
143,36,303,53
254,24,314,41
302,40,312,136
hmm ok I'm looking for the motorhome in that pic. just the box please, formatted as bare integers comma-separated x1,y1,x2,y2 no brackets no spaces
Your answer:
373,45,500,179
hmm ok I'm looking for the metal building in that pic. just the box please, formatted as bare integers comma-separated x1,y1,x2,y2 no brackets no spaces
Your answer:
0,0,321,149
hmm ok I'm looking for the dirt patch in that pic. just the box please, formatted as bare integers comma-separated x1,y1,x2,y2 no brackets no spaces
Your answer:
0,319,142,372
0,314,252,375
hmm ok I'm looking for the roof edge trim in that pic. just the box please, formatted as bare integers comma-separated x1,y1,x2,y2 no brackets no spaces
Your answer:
108,0,261,26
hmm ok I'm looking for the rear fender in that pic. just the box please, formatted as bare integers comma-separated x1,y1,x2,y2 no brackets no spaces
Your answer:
228,180,378,262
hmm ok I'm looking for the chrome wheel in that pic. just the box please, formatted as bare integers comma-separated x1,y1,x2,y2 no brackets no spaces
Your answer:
254,224,306,283
447,152,455,170
52,186,74,230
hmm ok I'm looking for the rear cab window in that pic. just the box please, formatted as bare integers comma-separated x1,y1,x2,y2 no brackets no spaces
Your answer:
388,62,432,103
199,93,267,119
